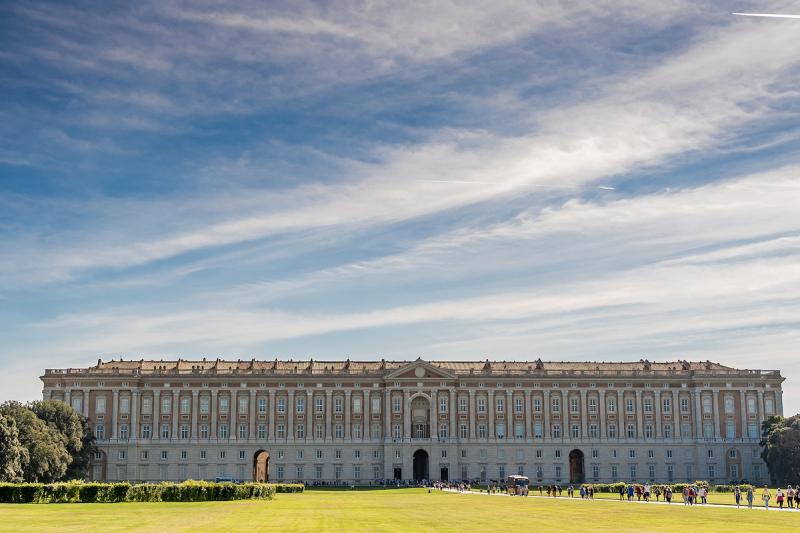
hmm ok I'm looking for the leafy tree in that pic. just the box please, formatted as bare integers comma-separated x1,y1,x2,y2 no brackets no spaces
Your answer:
0,401,70,482
29,400,95,480
0,412,26,481
760,414,800,485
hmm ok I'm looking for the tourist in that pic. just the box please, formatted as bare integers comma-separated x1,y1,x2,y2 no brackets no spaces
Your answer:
794,485,800,508
734,486,741,508
665,486,672,504
787,485,794,508
762,486,771,510
618,485,625,500
644,484,651,502
568,485,574,498
682,486,689,505
700,486,707,505
747,486,754,509
654,486,661,502
776,488,784,509
627,484,634,501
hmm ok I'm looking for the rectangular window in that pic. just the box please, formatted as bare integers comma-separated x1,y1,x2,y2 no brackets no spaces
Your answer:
645,424,653,439
371,396,381,413
662,398,671,413
702,396,712,414
142,396,152,414
161,450,168,460
534,422,542,439
335,424,343,439
571,424,579,438
119,424,129,440
626,424,635,439
552,425,561,439
478,424,487,439
680,398,689,412
315,397,324,413
200,397,209,413
478,398,486,413
607,398,616,413
393,397,401,412
120,397,130,414
533,398,541,412
353,424,361,439
515,422,524,439
71,397,83,412
515,398,523,413
664,424,673,438
551,397,560,412
161,396,171,414
570,397,579,413
296,397,305,414
180,425,189,439
626,398,634,413
334,398,342,413
459,397,467,412
608,424,617,439
181,397,190,414
95,424,104,440
748,422,758,439
765,398,775,415
708,464,716,480
277,398,286,413
95,397,106,414
629,464,636,480
200,424,209,439
258,425,266,439
589,424,598,439
440,397,448,413
495,422,505,439
161,424,170,439
316,424,324,439
393,424,401,439
259,398,267,413
460,424,468,439
726,421,735,439
218,424,228,439
238,396,248,413
747,397,756,414
353,397,362,414
724,396,734,413
118,450,126,460
239,424,248,439
644,398,652,413
496,397,505,413
588,398,597,413
277,424,285,439
200,450,207,460
181,450,188,460
703,422,713,438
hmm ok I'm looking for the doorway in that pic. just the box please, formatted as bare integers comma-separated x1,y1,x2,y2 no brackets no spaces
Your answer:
569,449,585,484
253,450,269,482
413,449,429,481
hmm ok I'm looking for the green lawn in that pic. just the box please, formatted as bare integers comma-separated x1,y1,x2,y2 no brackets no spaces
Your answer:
0,488,798,532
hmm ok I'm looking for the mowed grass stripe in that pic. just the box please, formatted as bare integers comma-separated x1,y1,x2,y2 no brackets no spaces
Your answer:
0,489,798,532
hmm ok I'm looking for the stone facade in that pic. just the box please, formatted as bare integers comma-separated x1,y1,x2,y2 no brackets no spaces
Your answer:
40,358,783,485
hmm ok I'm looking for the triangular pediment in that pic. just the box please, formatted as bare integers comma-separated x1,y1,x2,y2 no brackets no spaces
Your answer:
384,358,456,380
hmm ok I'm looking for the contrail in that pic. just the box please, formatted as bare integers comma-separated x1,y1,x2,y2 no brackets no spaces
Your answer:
597,185,615,190
732,13,800,19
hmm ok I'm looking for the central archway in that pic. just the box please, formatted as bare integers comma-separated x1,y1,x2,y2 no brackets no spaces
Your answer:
413,449,429,481
253,450,269,482
569,449,585,484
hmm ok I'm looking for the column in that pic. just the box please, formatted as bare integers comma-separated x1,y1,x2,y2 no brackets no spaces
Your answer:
739,389,748,439
344,389,351,441
153,389,161,440
383,388,391,440
598,390,606,441
468,389,476,439
506,389,513,440
712,389,721,439
250,391,257,441
654,390,662,439
111,389,119,440
756,389,764,428
403,390,411,440
543,390,551,440
326,389,334,441
210,389,218,440
268,390,276,441
579,389,588,440
191,390,199,439
449,389,456,442
524,390,532,440
487,389,495,440
83,389,90,418
172,391,180,441
429,390,437,440
693,390,702,440
671,389,679,439
231,389,239,440
363,390,371,442
635,390,643,439
287,389,295,441
130,390,139,441
776,389,784,417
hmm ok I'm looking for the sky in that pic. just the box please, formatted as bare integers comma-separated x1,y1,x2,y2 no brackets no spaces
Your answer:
0,1,798,414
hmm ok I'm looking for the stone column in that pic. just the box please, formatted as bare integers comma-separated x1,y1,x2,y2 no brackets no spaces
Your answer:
344,389,351,441
671,389,679,439
487,389,495,440
131,390,139,441
429,390,437,440
598,390,606,441
712,389,721,439
635,390,643,439
172,392,180,441
654,390,662,439
543,390,551,440
65,389,72,408
739,389,748,439
230,389,239,441
579,389,588,440
250,391,257,441
111,389,119,440
524,390,532,440
776,389,784,417
364,389,371,442
403,390,411,440
268,390,276,441
449,389,456,442
287,389,295,442
210,389,218,440
693,390,702,440
153,389,161,440
83,389,90,418
468,389,476,439
383,388,391,440
191,390,199,440
326,389,334,441
756,389,764,428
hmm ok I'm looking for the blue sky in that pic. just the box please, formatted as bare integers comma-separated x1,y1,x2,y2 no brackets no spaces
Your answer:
1,1,799,414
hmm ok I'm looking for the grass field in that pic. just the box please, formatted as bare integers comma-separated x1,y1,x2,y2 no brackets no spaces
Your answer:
0,488,798,532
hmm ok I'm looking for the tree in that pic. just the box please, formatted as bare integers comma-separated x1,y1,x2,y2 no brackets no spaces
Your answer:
0,401,70,482
29,400,96,480
760,414,800,485
0,413,26,481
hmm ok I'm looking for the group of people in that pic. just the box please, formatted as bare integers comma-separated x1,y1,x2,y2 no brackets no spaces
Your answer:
746,485,800,510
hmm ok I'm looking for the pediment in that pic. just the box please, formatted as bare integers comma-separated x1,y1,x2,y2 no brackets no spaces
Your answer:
384,358,456,380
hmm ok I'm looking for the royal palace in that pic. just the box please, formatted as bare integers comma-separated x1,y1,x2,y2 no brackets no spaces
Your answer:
40,358,783,485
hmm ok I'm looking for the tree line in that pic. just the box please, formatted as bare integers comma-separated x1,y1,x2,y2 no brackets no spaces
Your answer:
0,400,95,482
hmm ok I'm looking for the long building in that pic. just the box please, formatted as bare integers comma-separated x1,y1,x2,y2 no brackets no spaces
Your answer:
40,358,783,485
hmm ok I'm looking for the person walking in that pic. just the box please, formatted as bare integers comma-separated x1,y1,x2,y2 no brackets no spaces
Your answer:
682,486,689,505
747,486,754,509
776,488,784,509
795,485,800,508
618,485,625,500
628,484,635,501
787,486,794,508
734,486,741,508
665,486,672,504
762,486,771,510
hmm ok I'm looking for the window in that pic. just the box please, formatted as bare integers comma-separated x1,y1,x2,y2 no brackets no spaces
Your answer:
180,396,190,414
334,465,341,480
118,424,129,440
161,450,168,460
533,398,542,412
589,424,598,439
200,424,209,439
315,397,324,413
140,450,149,460
180,424,189,439
181,450,188,460
71,397,83,412
220,396,230,413
393,424,401,439
626,398,634,413
608,424,617,439
591,449,599,459
96,397,106,414
353,424,361,439
335,424,343,439
667,464,674,482
162,396,172,414
239,396,248,413
707,464,716,480
277,424,285,438
748,422,758,438
649,464,656,481
142,396,152,414
278,398,286,413
120,397,130,413
535,449,543,458
555,465,562,481
611,465,618,479
118,450,126,460
592,465,600,482
258,425,266,439
703,423,713,438
218,424,228,439
277,466,284,480
707,449,714,458
552,424,561,439
200,450,207,460
296,397,305,414
259,398,267,413
570,398,579,413
747,397,756,414
353,449,361,459
334,397,343,413
662,398,671,413
374,465,382,480
664,424,673,438
647,449,655,459
607,398,616,413
515,397,523,413
765,397,775,415
629,464,637,480
459,397,468,412
702,396,712,414
200,397,209,413
726,421,735,439
478,424,487,439
626,424,635,439
681,422,691,438
353,397,361,414
571,424,579,438
496,397,505,413
460,424,468,439
220,450,227,460
316,424,324,439
645,424,653,439
477,398,486,413
515,422,524,439
335,449,342,459
551,397,560,412
159,424,169,439
629,449,636,458
588,398,597,413
240,423,248,439
95,424,104,440
724,396,734,414
534,422,542,439
372,396,381,413
440,397,448,413
296,449,304,460
439,423,448,439
393,397,401,412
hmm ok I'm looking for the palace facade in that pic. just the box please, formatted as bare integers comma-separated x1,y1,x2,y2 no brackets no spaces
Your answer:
40,358,783,485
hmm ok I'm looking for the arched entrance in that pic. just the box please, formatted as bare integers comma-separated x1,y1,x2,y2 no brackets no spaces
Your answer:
253,450,269,482
569,449,585,484
413,449,429,481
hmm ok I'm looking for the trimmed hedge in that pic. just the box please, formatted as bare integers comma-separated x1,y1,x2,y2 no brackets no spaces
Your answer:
0,481,303,503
